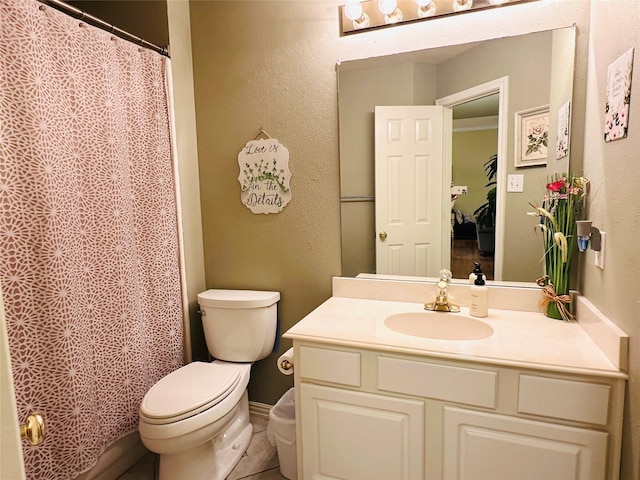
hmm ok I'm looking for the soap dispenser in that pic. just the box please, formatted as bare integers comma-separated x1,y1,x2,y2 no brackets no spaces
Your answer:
469,273,489,318
469,262,483,284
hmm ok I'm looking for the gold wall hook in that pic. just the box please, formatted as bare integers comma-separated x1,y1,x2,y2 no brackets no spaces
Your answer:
20,412,46,446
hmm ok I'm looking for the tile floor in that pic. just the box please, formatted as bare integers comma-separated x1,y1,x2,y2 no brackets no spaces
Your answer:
118,415,288,480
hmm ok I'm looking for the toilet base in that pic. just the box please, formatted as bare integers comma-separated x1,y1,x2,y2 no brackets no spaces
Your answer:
158,391,253,480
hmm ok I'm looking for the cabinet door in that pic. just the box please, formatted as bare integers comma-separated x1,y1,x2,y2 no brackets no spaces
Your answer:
443,406,608,480
300,383,424,479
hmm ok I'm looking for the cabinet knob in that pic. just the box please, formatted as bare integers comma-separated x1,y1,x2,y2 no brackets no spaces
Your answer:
20,412,46,446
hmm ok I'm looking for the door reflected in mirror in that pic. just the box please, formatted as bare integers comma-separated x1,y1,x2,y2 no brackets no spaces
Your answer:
338,27,576,283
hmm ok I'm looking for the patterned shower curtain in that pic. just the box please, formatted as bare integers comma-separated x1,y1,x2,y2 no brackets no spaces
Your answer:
0,1,184,478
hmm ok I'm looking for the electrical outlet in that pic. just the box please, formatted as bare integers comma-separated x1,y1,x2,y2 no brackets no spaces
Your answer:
507,174,524,192
595,232,606,269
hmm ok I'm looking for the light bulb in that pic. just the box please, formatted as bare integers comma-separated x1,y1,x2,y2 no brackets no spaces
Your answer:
344,0,370,29
415,0,436,17
344,0,363,20
378,0,402,23
452,0,473,11
378,0,397,15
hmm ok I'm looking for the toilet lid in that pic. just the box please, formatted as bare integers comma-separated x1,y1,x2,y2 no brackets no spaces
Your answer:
140,362,241,423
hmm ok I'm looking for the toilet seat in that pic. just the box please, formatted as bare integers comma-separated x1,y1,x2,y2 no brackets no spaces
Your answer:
140,362,242,425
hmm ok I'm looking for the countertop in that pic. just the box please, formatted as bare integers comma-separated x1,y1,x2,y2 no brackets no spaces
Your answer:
284,295,627,378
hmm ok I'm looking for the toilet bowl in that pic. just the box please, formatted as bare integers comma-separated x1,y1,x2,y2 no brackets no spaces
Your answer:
139,289,280,480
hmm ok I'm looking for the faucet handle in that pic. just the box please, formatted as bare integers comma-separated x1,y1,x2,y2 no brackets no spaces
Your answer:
439,269,452,283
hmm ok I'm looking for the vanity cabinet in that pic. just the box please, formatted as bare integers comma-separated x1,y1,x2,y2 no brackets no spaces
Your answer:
442,407,608,479
294,344,625,480
300,384,424,479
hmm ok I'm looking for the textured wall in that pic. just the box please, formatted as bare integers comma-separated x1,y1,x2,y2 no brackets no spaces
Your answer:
581,1,640,477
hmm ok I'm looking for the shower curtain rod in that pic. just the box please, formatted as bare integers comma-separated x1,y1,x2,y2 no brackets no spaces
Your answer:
36,0,169,57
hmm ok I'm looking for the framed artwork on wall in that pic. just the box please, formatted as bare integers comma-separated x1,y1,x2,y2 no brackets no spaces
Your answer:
514,105,549,168
604,47,634,142
556,101,571,160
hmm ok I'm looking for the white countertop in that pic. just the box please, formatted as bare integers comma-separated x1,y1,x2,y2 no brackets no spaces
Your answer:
284,295,627,378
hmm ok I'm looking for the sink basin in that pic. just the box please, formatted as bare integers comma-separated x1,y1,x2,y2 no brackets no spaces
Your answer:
384,312,494,340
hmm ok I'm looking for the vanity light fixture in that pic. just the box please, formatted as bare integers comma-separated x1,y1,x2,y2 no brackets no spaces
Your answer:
340,0,538,35
576,220,602,252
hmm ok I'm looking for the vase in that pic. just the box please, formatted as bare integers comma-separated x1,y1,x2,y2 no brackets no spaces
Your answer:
543,264,571,321
546,297,566,320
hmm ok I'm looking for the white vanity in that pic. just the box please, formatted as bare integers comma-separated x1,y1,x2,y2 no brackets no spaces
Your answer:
283,277,628,480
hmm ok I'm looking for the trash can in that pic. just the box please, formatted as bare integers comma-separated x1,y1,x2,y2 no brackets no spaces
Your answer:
267,387,297,480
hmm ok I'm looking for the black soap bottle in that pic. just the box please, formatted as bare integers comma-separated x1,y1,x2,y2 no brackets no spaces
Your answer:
469,262,483,284
470,273,489,318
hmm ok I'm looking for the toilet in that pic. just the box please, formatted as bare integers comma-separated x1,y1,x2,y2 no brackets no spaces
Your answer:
139,289,280,480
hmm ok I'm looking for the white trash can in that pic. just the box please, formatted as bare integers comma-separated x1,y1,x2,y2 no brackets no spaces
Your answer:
267,387,297,480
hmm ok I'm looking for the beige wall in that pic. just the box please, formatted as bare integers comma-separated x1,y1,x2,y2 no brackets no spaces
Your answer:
451,129,497,216
581,1,640,478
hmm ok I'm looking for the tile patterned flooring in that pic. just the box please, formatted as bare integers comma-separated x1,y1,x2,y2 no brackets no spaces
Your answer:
118,415,288,480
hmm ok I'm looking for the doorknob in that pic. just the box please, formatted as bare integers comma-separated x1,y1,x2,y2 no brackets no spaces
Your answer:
378,231,388,241
20,412,46,446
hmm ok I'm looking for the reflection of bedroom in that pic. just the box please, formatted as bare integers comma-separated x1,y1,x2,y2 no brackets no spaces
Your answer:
451,117,497,280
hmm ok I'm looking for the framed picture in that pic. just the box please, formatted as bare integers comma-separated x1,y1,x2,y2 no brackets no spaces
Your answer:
556,101,571,160
514,105,549,167
604,48,634,142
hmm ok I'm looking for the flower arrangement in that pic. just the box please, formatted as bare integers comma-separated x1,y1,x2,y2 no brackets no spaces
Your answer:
529,173,589,321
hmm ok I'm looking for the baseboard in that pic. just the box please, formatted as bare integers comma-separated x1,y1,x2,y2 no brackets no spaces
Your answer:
249,400,273,420
74,431,148,480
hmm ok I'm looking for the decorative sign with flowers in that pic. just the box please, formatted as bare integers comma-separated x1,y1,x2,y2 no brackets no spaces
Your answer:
604,47,634,142
529,173,589,321
237,137,292,214
515,105,549,167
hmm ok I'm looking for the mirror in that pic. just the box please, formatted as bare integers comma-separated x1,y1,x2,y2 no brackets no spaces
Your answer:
339,27,576,283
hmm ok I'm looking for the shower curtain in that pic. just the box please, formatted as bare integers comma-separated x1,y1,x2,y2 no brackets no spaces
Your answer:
0,1,184,478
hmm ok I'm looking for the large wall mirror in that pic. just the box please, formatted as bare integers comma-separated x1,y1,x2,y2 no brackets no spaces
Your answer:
339,26,576,283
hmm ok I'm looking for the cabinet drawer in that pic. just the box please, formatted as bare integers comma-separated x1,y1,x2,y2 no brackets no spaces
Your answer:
518,375,610,425
378,356,497,408
299,346,361,386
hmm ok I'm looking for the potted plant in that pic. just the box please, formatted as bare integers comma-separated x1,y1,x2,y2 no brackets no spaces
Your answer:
473,154,497,255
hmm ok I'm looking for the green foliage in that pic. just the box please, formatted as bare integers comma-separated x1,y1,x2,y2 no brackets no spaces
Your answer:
473,154,497,230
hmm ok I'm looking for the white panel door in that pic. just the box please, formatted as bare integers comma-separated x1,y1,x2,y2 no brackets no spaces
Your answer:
300,383,424,479
443,406,608,480
375,105,446,277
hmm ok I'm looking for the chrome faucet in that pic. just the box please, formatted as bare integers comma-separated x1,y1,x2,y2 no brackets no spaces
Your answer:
424,269,460,313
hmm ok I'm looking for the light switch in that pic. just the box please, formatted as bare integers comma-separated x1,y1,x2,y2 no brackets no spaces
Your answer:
507,174,524,192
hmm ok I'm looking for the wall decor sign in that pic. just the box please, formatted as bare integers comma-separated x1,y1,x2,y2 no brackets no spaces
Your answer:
604,47,634,142
514,104,549,168
238,137,292,214
556,100,571,160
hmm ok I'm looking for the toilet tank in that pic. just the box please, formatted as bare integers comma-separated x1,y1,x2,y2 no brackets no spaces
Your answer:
197,289,280,362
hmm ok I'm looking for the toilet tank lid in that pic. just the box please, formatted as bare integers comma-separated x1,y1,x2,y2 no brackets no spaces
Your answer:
198,289,280,309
